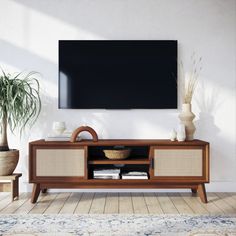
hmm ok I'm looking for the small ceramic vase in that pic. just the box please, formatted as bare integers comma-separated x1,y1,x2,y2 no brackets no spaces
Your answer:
170,129,177,141
177,124,186,142
52,121,66,135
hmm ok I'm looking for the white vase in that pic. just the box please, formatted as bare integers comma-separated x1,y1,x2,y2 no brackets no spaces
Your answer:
52,121,66,135
169,129,177,141
177,124,186,141
178,103,196,140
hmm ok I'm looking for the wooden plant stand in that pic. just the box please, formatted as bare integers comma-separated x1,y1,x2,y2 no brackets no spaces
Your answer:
0,173,22,201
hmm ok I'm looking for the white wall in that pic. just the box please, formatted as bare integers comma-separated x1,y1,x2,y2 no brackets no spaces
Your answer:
0,0,235,192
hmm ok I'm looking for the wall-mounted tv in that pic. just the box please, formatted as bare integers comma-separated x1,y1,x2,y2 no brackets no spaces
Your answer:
59,40,177,109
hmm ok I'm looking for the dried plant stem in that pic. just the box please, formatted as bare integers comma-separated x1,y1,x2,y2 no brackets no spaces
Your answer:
181,54,202,104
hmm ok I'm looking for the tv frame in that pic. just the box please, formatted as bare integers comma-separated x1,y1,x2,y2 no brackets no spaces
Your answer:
58,40,178,109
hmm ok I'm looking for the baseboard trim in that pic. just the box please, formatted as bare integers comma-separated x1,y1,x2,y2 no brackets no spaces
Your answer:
205,181,236,192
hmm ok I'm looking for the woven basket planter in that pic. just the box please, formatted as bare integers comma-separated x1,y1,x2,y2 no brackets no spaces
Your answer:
103,149,131,160
0,149,19,175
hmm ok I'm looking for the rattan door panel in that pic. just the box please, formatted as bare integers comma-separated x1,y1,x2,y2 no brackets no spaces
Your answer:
153,149,202,176
36,149,85,177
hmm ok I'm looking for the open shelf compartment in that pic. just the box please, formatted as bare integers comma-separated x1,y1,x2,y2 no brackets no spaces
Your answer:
88,145,150,164
88,164,150,180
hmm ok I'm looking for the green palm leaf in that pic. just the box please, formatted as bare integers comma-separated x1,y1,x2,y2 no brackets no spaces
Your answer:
0,69,41,151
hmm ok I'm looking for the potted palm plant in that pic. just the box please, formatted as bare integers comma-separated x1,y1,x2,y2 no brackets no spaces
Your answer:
0,69,41,175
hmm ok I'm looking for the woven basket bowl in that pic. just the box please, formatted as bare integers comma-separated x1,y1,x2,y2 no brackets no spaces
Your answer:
103,149,131,160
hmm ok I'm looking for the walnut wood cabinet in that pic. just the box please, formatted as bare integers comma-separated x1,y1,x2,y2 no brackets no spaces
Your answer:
29,139,209,203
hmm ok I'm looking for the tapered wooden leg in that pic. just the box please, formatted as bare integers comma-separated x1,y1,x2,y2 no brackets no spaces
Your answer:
31,184,40,203
198,183,207,203
42,188,47,194
13,179,18,201
191,188,197,194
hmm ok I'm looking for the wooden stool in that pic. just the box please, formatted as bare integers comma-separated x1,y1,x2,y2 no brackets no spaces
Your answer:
0,173,22,201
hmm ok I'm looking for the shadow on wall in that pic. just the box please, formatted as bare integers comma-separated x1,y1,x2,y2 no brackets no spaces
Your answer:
74,109,179,139
11,0,163,40
0,39,61,138
195,82,235,181
12,0,236,46
0,39,56,82
195,82,221,136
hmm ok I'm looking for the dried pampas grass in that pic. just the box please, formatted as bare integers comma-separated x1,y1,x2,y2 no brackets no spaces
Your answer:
180,53,202,104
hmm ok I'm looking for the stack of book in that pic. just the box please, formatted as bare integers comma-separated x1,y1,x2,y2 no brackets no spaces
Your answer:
93,169,120,179
121,171,148,179
45,132,81,141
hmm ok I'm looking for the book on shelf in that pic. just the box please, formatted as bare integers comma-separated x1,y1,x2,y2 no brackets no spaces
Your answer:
93,169,120,175
93,169,120,179
122,175,148,179
121,171,148,180
45,132,81,141
93,175,120,179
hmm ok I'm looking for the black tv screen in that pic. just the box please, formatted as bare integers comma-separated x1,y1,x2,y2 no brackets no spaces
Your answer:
59,40,177,109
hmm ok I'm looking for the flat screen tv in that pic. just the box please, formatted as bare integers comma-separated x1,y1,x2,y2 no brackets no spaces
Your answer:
59,40,177,109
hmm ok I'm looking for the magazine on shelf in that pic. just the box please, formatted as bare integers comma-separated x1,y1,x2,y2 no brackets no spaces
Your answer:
93,169,120,179
122,175,148,179
122,171,147,176
121,171,148,180
45,133,82,141
94,175,120,179
93,169,120,176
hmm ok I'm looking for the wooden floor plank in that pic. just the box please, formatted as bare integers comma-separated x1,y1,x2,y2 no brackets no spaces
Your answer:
89,192,106,214
119,192,133,214
229,192,236,201
168,193,194,214
1,192,236,215
215,193,236,213
30,193,58,214
195,193,224,215
156,193,178,214
43,193,70,214
180,193,209,214
74,192,94,214
14,194,45,214
143,192,164,214
104,192,119,214
0,194,12,212
59,193,82,214
0,193,30,214
207,193,235,214
131,193,148,214
0,193,10,202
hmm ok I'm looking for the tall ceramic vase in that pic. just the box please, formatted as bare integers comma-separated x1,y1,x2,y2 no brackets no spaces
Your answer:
178,103,196,140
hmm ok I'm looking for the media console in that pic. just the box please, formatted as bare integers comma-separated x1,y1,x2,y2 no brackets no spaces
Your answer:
29,139,209,203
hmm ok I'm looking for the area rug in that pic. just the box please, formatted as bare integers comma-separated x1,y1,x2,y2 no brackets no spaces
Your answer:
0,214,236,236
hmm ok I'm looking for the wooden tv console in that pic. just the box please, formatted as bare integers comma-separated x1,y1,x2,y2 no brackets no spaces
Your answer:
29,139,209,203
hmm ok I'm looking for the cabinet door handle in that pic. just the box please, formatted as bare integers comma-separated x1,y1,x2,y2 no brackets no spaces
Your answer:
150,158,154,169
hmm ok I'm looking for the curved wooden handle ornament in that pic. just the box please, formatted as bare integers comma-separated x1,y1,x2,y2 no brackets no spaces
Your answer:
70,126,98,143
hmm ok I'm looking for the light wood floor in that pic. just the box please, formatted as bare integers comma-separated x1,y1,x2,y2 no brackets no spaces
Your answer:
0,192,236,215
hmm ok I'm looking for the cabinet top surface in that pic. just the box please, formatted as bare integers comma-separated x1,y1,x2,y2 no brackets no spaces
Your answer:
29,139,209,146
